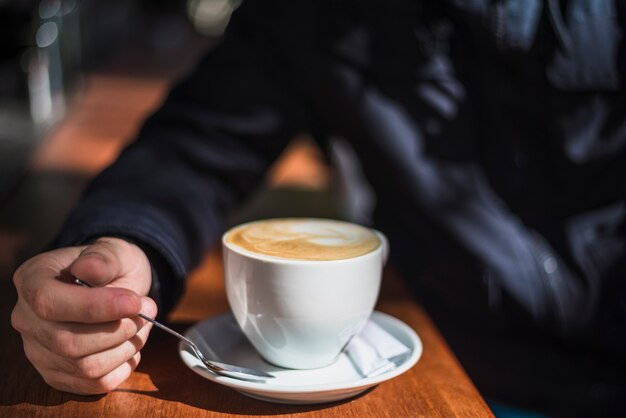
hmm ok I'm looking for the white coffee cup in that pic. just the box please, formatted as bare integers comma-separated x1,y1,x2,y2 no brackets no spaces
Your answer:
222,218,388,369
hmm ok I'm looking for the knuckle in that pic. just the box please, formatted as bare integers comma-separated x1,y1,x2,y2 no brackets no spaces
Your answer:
10,306,25,333
76,355,106,380
93,238,123,259
30,290,53,320
12,258,33,289
91,374,120,394
22,340,39,366
51,330,80,358
12,266,23,289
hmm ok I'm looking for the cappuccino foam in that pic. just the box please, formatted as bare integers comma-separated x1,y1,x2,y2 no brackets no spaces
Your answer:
225,219,380,261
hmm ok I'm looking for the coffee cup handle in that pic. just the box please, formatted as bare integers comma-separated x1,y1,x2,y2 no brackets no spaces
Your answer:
374,231,389,265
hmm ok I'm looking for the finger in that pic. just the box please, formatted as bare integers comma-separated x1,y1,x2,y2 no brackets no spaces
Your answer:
70,238,131,287
13,247,85,293
34,316,145,358
74,324,152,380
23,321,151,381
36,297,157,358
41,352,141,395
140,296,158,321
22,334,52,380
20,275,141,323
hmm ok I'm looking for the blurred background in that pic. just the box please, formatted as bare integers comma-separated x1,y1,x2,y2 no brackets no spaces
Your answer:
0,0,344,278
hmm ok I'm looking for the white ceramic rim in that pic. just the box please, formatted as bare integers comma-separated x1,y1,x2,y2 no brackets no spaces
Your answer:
179,311,422,394
222,217,385,265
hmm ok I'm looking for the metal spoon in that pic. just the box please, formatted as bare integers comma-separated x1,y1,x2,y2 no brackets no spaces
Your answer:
73,277,274,382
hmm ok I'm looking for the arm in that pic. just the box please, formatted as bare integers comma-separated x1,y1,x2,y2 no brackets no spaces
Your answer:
12,2,311,394
54,5,311,313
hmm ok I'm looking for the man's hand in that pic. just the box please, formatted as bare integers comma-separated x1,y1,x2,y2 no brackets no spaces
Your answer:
11,237,157,395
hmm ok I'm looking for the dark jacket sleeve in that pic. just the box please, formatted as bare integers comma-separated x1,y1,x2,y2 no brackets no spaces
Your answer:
52,5,311,314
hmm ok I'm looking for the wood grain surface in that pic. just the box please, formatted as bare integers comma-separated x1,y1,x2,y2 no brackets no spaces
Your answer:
0,249,493,418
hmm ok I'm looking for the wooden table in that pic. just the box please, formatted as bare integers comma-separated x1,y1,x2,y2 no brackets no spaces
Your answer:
0,249,493,417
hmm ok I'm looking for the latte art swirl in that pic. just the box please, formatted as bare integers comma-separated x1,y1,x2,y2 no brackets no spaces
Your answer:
225,219,380,261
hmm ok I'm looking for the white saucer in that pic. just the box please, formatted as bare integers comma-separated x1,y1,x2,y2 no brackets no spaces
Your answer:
178,311,422,404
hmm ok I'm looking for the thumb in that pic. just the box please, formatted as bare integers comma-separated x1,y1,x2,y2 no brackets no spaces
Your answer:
70,237,128,287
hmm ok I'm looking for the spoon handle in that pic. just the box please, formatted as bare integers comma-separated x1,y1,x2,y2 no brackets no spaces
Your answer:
72,278,189,343
71,277,274,381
